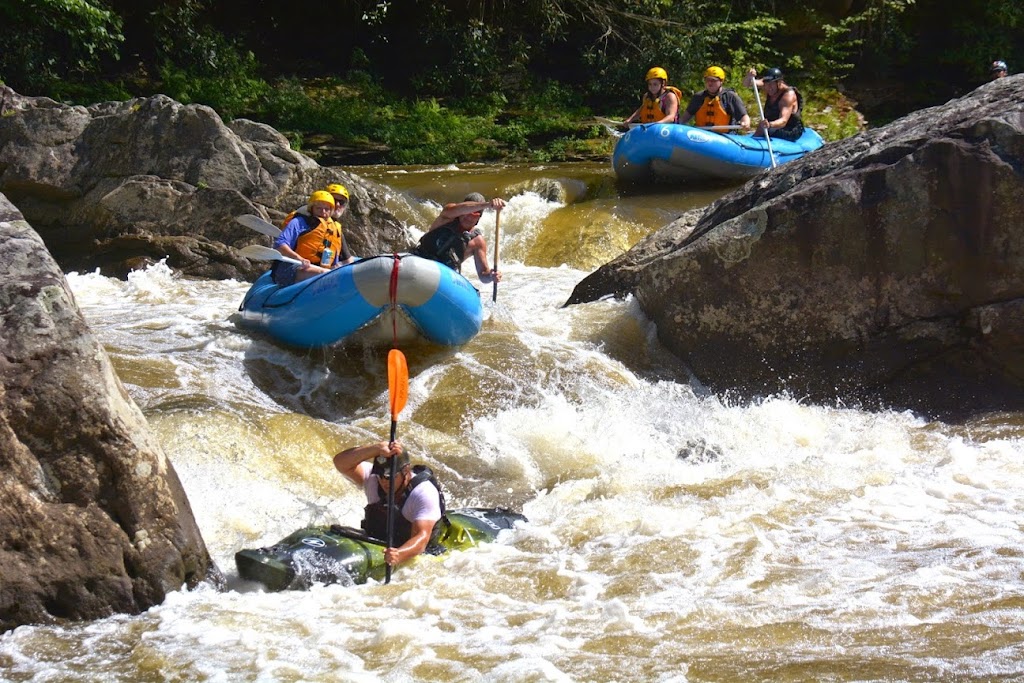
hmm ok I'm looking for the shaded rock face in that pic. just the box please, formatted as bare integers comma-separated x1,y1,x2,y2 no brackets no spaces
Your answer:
0,88,410,279
569,76,1024,420
0,196,218,632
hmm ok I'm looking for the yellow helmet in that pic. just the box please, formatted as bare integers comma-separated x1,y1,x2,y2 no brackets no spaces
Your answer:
704,66,725,80
645,67,668,81
325,183,350,201
308,190,335,208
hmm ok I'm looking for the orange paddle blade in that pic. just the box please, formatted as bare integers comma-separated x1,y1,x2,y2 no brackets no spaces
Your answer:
387,349,409,419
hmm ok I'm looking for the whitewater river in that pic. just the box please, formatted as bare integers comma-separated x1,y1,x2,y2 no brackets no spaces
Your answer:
3,162,1024,681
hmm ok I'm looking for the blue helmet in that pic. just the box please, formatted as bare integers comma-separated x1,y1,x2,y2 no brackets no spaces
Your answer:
990,60,1008,73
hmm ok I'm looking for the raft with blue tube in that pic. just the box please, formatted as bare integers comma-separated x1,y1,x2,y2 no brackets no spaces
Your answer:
237,254,483,348
612,123,824,183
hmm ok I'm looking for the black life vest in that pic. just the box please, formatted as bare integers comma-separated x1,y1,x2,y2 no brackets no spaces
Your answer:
764,86,805,141
412,220,480,271
361,465,448,553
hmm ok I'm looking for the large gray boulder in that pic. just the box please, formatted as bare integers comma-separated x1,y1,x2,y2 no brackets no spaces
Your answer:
0,195,218,632
0,87,409,279
568,76,1024,419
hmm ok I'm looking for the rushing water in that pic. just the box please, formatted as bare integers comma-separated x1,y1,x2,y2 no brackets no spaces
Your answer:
3,162,1024,682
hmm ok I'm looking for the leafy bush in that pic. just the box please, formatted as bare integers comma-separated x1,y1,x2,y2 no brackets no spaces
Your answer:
156,31,269,118
802,89,866,141
0,0,123,94
817,0,915,81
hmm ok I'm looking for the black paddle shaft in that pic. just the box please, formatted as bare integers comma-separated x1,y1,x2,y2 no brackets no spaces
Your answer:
385,420,398,583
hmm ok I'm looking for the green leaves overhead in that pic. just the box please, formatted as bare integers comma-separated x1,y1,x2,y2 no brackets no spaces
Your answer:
0,0,123,89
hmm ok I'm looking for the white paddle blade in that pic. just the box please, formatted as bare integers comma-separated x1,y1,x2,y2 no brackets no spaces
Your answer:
239,244,300,265
593,116,632,137
236,214,282,238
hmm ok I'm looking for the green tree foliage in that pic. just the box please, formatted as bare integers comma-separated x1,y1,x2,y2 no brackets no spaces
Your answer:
2,0,1020,160
0,0,123,91
817,0,916,81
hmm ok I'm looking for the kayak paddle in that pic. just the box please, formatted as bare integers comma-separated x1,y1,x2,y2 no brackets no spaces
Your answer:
385,348,409,584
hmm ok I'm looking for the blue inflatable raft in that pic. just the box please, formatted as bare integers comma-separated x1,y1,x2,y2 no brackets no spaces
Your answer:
612,124,824,183
237,254,483,348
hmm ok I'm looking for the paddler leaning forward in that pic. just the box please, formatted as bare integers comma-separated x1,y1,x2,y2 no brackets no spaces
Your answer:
412,192,505,284
333,440,447,568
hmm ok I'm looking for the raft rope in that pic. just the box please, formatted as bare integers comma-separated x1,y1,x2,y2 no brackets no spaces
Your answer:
389,252,400,347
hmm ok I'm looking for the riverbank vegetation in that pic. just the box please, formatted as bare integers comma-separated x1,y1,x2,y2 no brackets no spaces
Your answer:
2,0,1018,164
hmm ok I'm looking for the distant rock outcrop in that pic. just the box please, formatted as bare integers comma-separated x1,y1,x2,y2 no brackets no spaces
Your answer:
0,87,410,279
568,76,1024,419
0,195,218,632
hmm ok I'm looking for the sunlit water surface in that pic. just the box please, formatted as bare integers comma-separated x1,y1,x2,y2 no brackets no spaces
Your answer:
2,164,1024,682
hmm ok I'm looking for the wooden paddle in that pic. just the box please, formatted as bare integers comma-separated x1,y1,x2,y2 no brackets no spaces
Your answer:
384,348,409,584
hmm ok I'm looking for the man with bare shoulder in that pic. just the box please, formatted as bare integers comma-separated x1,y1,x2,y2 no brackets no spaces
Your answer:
413,192,504,284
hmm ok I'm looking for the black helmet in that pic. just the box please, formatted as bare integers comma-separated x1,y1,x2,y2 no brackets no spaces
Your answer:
762,67,784,83
371,452,410,476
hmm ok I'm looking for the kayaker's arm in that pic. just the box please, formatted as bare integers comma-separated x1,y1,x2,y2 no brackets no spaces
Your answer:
624,104,642,125
430,198,499,229
384,518,436,566
333,441,399,486
656,90,679,124
467,233,501,284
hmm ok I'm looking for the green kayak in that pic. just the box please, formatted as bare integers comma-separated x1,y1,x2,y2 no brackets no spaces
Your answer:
235,507,527,591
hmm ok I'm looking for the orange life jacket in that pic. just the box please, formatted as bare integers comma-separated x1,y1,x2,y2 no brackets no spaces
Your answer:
694,91,733,130
639,86,683,123
290,214,343,267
